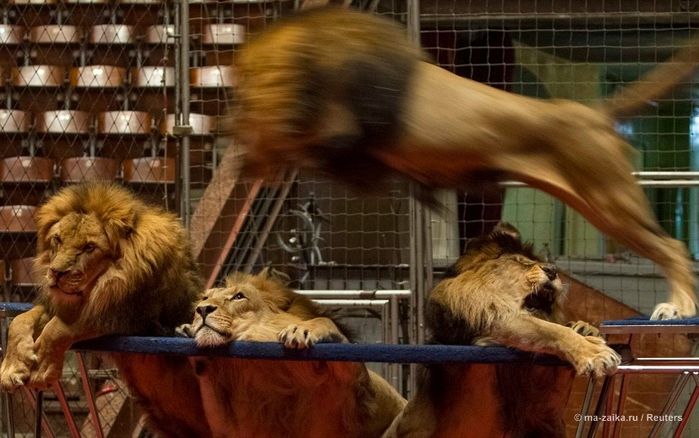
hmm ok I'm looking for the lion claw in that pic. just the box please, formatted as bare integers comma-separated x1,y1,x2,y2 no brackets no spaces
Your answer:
279,324,317,349
573,337,620,379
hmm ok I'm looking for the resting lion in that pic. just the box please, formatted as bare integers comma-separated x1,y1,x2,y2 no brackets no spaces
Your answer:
383,223,619,438
0,182,208,438
177,270,407,438
232,7,699,320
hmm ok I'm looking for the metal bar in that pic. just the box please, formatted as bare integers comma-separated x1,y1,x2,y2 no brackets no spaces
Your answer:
52,381,81,438
243,169,297,273
617,365,699,373
501,180,699,188
77,353,105,438
649,373,691,438
611,374,631,438
34,390,43,438
178,0,191,225
587,376,615,438
314,299,389,309
390,294,401,393
576,378,598,438
419,11,699,25
24,388,54,438
671,374,699,438
296,290,411,299
602,374,616,438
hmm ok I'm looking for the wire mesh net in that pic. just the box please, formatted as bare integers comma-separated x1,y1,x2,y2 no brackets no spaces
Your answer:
0,0,697,436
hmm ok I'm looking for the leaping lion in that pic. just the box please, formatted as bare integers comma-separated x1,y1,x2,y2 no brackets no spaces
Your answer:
232,7,699,320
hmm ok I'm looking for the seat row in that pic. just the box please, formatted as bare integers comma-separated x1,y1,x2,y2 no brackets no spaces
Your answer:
0,155,176,188
0,23,244,47
0,110,215,136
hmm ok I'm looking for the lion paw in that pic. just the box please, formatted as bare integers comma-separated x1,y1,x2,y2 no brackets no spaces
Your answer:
28,358,64,391
650,302,682,321
0,353,37,392
175,324,194,338
567,321,600,338
279,324,327,349
571,336,620,379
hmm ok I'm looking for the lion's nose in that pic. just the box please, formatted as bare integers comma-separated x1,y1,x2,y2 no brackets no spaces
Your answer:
542,264,558,280
196,304,217,317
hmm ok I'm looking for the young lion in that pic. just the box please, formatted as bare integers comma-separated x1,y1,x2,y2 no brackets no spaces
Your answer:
384,223,620,438
232,7,699,320
0,182,208,438
178,270,406,438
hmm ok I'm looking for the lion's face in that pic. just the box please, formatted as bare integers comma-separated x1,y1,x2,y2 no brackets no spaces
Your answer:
454,223,563,316
188,283,269,347
39,212,114,306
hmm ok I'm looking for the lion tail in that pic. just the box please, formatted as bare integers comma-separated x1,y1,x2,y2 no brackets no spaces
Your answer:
602,31,699,119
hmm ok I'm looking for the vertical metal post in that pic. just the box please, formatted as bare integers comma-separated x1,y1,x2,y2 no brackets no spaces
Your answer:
406,0,422,397
178,0,192,226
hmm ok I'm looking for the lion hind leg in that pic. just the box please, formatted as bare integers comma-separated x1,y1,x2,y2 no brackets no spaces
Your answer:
516,156,696,320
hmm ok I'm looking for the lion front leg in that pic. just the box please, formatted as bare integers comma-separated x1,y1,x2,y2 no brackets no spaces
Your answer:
29,317,98,390
491,314,620,378
0,305,49,392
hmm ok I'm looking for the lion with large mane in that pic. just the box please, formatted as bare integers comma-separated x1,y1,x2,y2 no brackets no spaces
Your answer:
178,269,407,438
0,182,209,437
384,223,620,438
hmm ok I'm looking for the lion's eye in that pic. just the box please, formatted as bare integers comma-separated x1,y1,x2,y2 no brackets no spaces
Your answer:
202,296,208,301
83,243,96,252
53,236,61,245
231,292,246,300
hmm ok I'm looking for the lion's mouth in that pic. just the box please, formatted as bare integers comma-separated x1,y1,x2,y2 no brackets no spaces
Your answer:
195,322,230,338
49,282,83,296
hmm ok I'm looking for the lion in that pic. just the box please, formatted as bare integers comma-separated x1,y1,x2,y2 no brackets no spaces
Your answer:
383,222,619,438
0,182,209,438
177,269,407,438
231,7,699,320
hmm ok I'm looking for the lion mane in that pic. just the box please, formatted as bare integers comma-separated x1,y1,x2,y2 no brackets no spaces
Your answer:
0,182,209,438
384,223,619,438
179,270,406,438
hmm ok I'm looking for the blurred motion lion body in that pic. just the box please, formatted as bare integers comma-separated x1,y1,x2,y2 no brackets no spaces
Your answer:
234,7,699,320
384,223,618,438
179,270,406,438
0,182,207,438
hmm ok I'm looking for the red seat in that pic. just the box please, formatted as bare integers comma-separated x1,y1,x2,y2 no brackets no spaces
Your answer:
0,205,37,233
123,157,175,184
0,157,54,183
60,157,120,183
10,257,38,287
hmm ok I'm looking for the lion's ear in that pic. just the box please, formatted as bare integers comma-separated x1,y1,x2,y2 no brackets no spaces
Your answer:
259,267,291,286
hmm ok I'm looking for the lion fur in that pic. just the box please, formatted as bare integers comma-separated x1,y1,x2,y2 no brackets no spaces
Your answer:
179,270,407,438
0,182,208,438
233,8,698,320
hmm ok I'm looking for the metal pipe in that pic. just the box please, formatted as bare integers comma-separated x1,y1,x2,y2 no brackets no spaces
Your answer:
296,290,411,299
313,299,389,309
178,0,191,226
52,381,81,438
77,353,105,438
